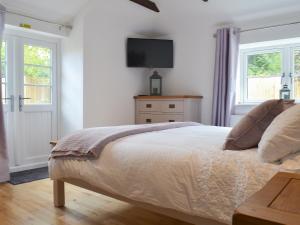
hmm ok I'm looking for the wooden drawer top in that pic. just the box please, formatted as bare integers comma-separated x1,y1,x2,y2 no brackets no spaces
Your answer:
134,95,203,100
233,172,300,225
50,140,58,146
270,179,300,214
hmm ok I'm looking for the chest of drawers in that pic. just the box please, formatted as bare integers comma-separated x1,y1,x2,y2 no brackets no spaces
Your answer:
134,96,202,124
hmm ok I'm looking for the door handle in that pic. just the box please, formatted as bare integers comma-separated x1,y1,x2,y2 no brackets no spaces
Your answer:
19,95,32,112
2,95,14,112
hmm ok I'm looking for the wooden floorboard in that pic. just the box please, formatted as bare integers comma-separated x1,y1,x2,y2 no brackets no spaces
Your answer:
0,179,191,225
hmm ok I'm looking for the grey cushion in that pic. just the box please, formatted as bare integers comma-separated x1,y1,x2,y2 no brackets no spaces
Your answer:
223,100,295,150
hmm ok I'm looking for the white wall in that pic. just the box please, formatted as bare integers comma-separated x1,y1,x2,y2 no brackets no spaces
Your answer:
152,14,218,125
154,11,300,125
5,12,69,37
238,11,300,44
60,0,157,134
61,13,84,135
82,0,155,128
60,1,300,132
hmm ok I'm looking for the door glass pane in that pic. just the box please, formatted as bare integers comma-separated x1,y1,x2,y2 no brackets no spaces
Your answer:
294,50,300,74
23,44,52,105
24,86,51,104
1,41,6,104
247,52,282,101
2,62,6,78
24,45,51,66
24,65,51,85
1,41,6,84
1,41,6,63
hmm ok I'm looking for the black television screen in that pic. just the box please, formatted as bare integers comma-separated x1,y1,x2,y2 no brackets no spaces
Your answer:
127,38,174,68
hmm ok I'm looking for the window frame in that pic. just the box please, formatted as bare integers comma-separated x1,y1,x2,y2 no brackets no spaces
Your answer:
291,46,300,99
238,42,300,105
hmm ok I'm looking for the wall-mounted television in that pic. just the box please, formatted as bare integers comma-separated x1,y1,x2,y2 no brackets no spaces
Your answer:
127,38,174,68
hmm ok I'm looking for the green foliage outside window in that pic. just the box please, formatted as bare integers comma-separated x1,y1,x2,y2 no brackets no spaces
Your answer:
1,42,6,78
247,52,282,77
24,45,51,85
24,45,51,66
295,50,300,74
1,42,5,62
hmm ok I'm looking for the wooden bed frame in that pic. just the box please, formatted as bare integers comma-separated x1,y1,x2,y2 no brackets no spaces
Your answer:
53,178,226,225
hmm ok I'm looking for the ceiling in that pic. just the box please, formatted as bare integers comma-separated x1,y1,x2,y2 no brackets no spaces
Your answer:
1,0,300,26
153,0,300,21
0,0,90,25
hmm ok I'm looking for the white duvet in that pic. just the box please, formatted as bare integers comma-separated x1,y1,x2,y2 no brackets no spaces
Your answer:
49,125,300,224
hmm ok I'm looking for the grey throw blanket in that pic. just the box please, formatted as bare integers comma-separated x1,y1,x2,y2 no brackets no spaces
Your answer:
50,122,199,160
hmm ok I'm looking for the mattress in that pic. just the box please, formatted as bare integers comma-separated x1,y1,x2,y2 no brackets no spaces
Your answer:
49,125,300,224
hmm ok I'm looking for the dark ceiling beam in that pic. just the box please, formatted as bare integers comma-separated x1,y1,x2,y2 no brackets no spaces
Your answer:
129,0,160,13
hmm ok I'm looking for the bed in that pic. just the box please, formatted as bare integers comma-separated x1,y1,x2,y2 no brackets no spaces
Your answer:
49,123,300,225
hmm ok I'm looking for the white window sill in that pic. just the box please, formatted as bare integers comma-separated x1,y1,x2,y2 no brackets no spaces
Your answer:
234,99,299,115
234,104,257,115
235,103,260,106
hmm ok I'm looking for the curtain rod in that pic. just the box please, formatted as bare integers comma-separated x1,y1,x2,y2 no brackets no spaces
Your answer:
0,8,72,30
214,20,300,37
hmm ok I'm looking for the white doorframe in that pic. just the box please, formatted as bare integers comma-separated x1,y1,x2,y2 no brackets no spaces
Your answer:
3,28,60,172
3,35,16,168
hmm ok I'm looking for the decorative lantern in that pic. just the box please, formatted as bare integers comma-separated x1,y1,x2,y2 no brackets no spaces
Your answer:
150,71,162,96
280,84,291,100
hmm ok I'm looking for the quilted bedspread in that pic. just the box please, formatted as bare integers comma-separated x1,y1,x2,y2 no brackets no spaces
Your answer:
49,125,299,224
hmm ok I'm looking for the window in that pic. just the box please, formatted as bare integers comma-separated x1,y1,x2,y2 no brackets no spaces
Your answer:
293,49,300,99
1,41,7,104
238,40,300,104
23,44,52,104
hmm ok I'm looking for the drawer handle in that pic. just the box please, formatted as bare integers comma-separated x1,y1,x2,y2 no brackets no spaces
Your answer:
169,120,175,122
169,104,176,109
146,104,152,108
146,119,152,123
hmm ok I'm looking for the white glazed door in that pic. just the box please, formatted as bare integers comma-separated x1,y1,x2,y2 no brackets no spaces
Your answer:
15,38,57,168
3,34,58,171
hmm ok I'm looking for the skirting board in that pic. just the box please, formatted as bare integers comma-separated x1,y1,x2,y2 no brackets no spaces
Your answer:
56,178,227,225
9,161,48,173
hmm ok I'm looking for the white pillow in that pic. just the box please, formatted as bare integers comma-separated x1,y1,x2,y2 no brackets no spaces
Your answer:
258,104,300,163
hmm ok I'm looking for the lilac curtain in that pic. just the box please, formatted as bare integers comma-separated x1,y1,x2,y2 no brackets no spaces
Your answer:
0,5,8,183
212,27,240,127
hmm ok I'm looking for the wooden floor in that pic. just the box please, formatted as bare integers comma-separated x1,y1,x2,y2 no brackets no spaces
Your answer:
0,179,191,225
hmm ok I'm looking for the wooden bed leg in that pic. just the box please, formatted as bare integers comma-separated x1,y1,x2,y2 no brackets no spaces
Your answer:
53,180,65,207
